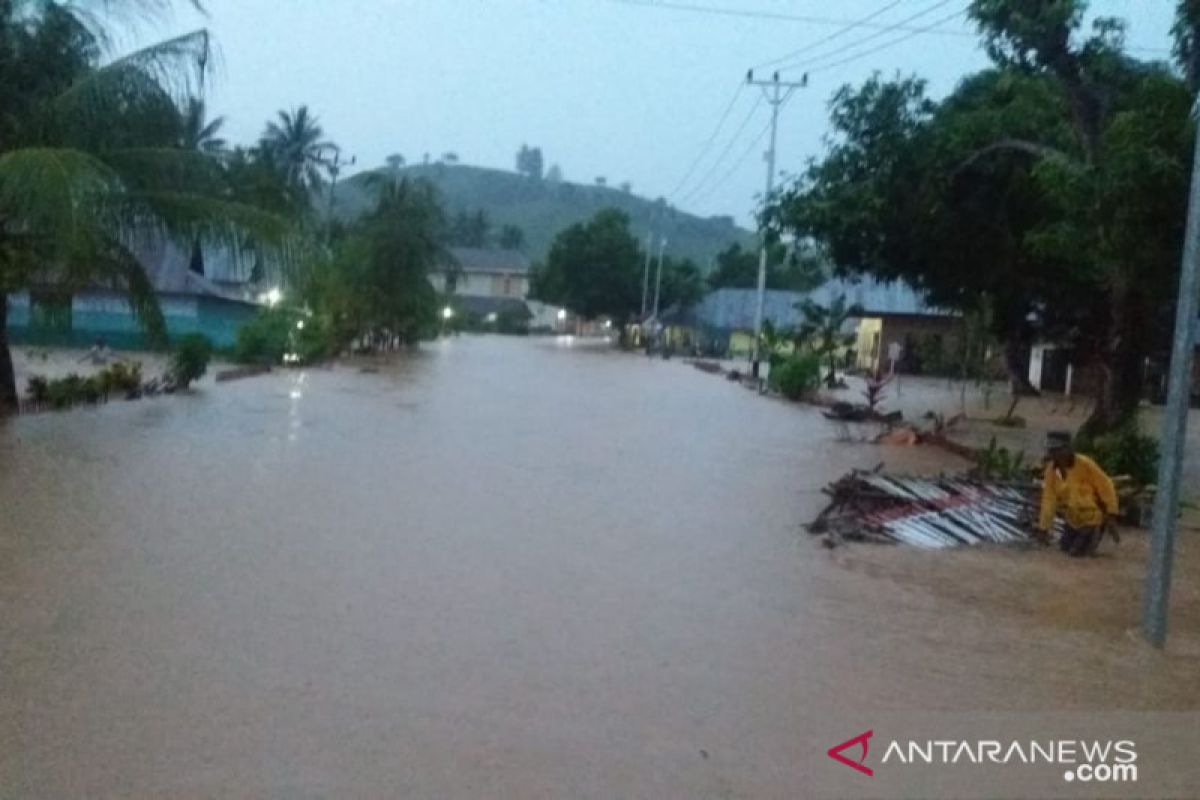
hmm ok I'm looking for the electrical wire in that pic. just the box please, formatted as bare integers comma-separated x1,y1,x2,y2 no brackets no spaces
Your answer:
770,0,960,74
666,83,745,200
685,119,773,208
676,93,763,206
754,0,908,71
802,7,970,75
603,0,972,38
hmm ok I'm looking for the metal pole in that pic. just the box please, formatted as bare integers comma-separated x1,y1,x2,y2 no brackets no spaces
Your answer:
1142,100,1200,648
746,70,805,378
322,148,355,246
641,231,653,318
653,236,667,319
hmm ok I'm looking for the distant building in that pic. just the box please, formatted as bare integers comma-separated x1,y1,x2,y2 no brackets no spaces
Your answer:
430,247,533,326
5,240,263,350
671,281,954,371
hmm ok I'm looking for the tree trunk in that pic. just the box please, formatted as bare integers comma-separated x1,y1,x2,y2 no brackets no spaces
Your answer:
1080,337,1145,438
1080,286,1152,437
0,296,16,415
1003,338,1040,396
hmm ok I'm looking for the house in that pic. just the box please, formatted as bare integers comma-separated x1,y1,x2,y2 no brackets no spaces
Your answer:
5,239,263,350
679,280,954,370
429,247,534,329
1029,317,1200,403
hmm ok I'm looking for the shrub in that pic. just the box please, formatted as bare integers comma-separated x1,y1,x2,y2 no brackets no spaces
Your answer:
974,437,1029,481
170,333,213,388
1077,420,1160,487
770,353,821,400
97,361,143,396
46,374,86,409
26,376,49,404
294,317,335,363
234,309,294,365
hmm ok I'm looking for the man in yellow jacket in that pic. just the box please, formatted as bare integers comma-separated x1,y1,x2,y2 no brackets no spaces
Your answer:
1035,431,1120,557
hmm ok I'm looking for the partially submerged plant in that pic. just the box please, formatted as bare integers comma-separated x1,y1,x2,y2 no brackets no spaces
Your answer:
974,437,1029,481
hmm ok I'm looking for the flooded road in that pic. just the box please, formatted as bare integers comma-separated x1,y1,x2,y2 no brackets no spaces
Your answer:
2,337,1198,798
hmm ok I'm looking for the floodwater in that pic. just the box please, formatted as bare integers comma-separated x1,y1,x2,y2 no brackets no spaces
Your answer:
2,336,1198,798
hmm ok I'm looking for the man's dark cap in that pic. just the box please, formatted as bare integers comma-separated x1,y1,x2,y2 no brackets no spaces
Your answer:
1046,431,1072,449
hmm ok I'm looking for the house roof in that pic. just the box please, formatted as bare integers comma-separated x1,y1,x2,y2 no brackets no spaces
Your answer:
693,280,948,332
452,295,532,319
443,247,531,275
131,238,260,306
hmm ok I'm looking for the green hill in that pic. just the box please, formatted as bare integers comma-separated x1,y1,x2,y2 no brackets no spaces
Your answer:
333,163,753,268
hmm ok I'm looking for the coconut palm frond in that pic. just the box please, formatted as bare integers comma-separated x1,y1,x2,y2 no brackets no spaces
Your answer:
0,147,121,260
103,147,225,192
100,237,168,345
123,190,301,272
53,29,214,128
181,97,226,152
43,1,208,53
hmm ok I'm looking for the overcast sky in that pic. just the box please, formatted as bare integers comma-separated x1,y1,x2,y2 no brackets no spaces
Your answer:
145,1,1178,226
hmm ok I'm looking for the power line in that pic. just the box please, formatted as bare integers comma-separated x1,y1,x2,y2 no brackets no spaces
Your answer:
754,0,908,71
604,0,973,38
801,7,969,75
677,93,763,206
771,0,961,74
686,119,771,208
666,82,744,200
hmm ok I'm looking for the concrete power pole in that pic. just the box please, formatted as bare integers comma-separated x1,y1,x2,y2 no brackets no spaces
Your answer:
1142,98,1200,648
641,231,654,319
321,147,356,246
652,236,668,320
747,70,806,379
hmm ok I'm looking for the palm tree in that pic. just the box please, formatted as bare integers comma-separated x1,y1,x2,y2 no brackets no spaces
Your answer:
798,294,863,388
0,2,295,411
180,97,226,153
260,105,332,191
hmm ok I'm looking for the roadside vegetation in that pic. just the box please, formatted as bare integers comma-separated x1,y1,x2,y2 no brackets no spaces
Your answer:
769,0,1200,439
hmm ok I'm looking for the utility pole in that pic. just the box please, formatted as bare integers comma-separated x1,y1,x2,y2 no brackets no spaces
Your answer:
319,146,356,245
746,69,806,379
652,236,668,320
641,231,654,319
1142,97,1200,648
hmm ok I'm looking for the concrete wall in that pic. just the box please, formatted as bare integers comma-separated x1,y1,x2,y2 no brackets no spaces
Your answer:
6,291,257,349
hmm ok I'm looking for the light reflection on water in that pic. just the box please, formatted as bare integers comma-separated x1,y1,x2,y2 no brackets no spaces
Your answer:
1,336,1197,797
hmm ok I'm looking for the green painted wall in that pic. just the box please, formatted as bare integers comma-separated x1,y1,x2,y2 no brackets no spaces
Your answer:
6,291,257,350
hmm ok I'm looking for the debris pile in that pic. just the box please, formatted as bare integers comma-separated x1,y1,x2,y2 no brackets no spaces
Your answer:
809,469,1060,549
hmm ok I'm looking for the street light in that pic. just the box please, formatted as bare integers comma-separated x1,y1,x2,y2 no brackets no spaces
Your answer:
442,306,454,320
262,287,282,308
296,320,306,331
556,309,567,321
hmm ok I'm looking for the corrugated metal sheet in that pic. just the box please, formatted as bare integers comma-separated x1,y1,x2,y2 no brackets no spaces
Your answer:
694,280,949,332
444,247,531,275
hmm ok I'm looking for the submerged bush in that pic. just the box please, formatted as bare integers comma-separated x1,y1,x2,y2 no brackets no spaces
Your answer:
234,309,294,365
170,333,213,388
1077,420,1160,487
770,353,821,400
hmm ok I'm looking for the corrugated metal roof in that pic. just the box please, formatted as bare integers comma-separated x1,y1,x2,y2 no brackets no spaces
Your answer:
445,247,531,275
131,239,258,305
694,280,948,331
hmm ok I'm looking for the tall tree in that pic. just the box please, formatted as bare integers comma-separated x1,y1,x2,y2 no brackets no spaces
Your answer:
532,208,642,322
179,97,226,153
773,2,1194,433
260,105,332,191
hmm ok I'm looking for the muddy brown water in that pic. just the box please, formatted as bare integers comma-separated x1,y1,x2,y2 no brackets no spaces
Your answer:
2,337,1198,798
